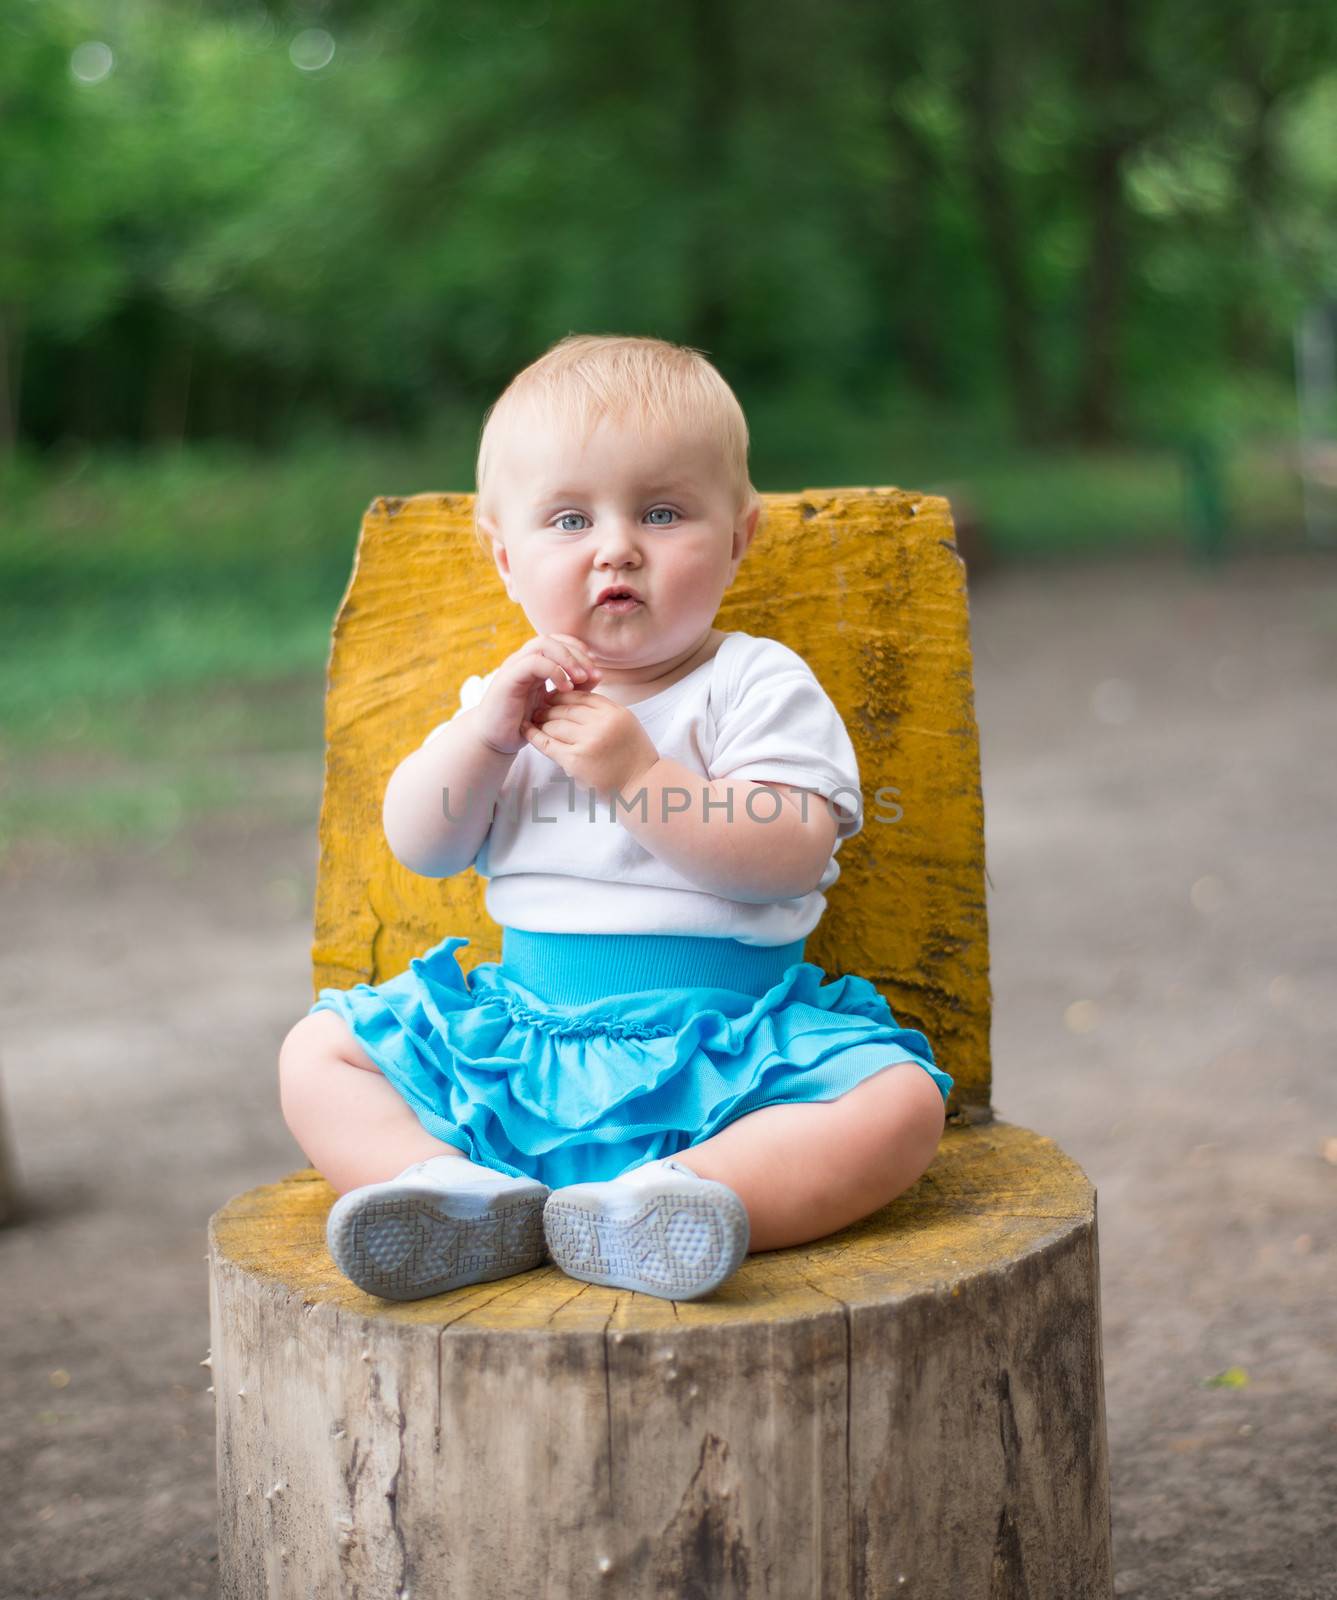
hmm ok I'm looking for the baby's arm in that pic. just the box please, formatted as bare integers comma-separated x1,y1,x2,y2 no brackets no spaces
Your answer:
382,710,516,878
620,648,855,904
617,762,839,903
385,632,599,878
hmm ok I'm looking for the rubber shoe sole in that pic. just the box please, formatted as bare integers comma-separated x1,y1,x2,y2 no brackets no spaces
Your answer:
543,1173,750,1300
326,1174,550,1301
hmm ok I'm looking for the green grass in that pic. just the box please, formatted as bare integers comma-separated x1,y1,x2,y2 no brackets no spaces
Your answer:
0,403,1317,854
745,383,1309,559
0,672,327,856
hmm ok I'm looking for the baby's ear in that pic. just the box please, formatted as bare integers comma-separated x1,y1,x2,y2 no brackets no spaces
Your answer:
473,505,500,558
475,507,499,545
732,496,762,561
484,524,515,596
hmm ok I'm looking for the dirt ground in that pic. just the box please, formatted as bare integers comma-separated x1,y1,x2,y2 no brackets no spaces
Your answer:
1,548,1334,1600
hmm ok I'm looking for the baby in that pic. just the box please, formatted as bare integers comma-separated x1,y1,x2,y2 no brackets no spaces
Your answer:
278,333,953,1304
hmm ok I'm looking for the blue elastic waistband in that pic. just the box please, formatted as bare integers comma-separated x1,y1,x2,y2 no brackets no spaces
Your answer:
499,928,807,1007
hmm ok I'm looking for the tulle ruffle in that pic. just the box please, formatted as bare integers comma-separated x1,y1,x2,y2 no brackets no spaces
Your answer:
310,934,952,1188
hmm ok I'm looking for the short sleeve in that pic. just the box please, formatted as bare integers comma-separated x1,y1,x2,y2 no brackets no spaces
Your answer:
709,646,863,841
423,669,493,747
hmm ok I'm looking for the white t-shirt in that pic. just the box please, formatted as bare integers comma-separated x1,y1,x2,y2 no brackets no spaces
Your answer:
422,630,863,946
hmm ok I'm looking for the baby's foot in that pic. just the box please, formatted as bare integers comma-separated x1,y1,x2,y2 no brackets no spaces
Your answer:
543,1156,749,1301
325,1153,549,1301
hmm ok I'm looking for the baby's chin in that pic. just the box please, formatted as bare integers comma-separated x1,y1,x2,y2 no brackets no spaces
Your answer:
584,647,648,669
581,641,663,671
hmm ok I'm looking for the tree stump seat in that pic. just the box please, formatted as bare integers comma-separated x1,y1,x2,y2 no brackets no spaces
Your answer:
209,1120,1110,1598
208,487,1113,1597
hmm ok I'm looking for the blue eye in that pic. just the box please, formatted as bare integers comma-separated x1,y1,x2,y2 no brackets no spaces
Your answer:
555,513,589,532
646,507,677,525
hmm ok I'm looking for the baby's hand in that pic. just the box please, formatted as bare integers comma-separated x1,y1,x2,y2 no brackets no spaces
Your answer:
470,633,602,756
524,690,661,801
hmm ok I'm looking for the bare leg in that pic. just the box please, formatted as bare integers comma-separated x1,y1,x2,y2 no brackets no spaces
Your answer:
278,1010,469,1196
671,1061,948,1252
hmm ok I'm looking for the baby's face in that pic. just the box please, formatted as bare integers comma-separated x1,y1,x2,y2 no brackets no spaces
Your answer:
481,410,758,677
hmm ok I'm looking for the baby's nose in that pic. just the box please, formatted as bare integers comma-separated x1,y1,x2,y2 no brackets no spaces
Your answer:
595,514,644,546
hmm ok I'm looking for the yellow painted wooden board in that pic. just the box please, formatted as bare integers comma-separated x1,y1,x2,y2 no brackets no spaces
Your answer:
312,486,991,1118
209,1121,1089,1334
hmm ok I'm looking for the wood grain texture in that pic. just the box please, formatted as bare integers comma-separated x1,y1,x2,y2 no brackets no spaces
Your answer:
311,486,991,1119
209,1123,1112,1598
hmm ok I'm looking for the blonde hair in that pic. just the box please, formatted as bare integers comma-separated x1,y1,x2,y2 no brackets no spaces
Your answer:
473,333,758,548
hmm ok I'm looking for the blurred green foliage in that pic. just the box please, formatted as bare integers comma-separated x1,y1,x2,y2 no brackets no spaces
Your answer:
4,0,1337,451
2,0,1336,851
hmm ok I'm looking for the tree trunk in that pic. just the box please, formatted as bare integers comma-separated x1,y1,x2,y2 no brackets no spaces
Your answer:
876,103,953,400
1074,0,1134,444
145,332,195,447
209,1123,1114,1599
962,18,1048,443
683,0,735,359
0,307,24,458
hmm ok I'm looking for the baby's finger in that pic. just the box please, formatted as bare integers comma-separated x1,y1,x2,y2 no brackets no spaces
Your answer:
547,632,595,659
531,705,583,731
523,718,568,747
523,651,584,691
517,639,586,678
541,649,595,689
544,635,601,678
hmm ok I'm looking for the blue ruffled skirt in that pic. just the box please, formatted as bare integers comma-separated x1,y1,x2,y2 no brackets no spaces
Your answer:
309,927,952,1189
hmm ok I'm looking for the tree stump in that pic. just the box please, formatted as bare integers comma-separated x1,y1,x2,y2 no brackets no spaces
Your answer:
208,1120,1112,1599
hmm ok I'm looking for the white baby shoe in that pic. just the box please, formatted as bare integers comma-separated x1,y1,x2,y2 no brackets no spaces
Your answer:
543,1155,750,1301
325,1152,549,1301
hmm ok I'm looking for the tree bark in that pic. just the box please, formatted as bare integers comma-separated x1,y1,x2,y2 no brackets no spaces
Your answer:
209,1124,1114,1599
